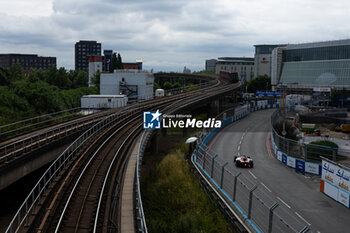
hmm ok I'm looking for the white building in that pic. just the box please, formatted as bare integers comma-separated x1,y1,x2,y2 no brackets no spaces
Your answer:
88,56,103,87
100,70,154,102
215,57,255,83
81,95,128,109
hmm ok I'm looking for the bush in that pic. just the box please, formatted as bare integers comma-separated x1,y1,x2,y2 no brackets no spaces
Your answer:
143,150,233,233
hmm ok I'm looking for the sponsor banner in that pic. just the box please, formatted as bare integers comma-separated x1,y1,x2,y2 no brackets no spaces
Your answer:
338,189,350,208
277,151,282,161
324,181,339,201
313,87,331,92
305,162,321,175
256,91,282,97
322,160,338,186
322,160,350,193
296,159,305,171
336,167,350,193
282,153,287,164
287,156,296,168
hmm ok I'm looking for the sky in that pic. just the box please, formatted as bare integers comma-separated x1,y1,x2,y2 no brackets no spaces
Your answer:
1,0,350,72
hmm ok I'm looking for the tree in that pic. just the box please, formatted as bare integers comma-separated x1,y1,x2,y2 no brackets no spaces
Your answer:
246,75,271,93
0,67,10,85
72,70,88,88
91,70,101,90
8,63,25,82
111,52,118,71
55,67,71,89
117,53,123,69
163,81,173,90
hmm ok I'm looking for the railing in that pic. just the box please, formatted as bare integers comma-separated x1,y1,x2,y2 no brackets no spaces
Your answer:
193,105,310,233
0,107,87,140
0,114,102,164
135,130,153,233
163,80,217,96
5,109,138,233
271,108,350,164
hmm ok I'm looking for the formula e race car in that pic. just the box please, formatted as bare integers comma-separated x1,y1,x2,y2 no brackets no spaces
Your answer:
234,155,254,168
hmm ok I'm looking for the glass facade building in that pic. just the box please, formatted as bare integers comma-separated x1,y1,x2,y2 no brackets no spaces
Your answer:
275,39,350,89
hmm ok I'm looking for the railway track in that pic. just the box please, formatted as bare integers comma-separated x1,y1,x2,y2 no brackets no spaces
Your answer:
0,79,217,166
6,77,241,233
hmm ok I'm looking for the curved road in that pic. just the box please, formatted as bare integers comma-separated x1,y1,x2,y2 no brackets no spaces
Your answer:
210,109,350,233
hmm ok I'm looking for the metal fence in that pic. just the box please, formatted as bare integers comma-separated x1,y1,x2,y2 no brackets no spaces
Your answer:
0,107,86,140
135,130,154,233
194,105,310,233
270,109,349,163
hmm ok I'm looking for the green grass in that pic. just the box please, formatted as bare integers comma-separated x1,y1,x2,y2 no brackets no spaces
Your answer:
142,148,235,233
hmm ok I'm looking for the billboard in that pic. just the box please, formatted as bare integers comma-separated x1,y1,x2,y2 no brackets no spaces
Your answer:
321,160,350,208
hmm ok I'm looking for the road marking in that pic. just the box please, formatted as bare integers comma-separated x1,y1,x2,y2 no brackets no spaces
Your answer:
239,140,242,145
317,231,321,233
277,196,291,209
260,182,272,192
238,151,240,156
248,171,257,179
295,212,311,226
238,145,240,151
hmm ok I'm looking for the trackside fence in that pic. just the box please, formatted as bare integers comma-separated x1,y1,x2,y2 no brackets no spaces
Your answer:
193,105,310,233
270,109,350,175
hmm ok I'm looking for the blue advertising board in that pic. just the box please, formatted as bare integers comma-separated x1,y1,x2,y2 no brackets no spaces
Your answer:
256,91,282,97
296,159,305,171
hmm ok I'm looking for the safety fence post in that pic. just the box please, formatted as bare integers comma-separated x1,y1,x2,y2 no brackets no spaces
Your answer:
210,155,218,178
220,162,228,189
247,185,257,219
232,172,241,202
268,203,279,233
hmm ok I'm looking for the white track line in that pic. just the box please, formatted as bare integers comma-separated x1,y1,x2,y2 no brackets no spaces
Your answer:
248,171,257,179
238,145,240,151
277,196,291,209
260,182,272,192
295,212,311,226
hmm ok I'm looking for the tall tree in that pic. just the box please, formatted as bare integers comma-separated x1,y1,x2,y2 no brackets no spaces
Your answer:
111,52,118,71
8,63,25,82
246,75,271,93
117,53,123,69
91,70,101,90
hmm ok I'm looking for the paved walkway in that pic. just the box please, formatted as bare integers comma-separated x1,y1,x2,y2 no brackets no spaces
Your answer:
121,135,141,233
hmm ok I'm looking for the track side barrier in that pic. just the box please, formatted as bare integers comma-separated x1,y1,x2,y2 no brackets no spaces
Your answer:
193,104,309,233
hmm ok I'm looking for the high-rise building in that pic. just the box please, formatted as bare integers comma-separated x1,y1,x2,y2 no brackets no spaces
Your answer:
271,39,350,91
254,44,285,78
75,40,101,72
0,53,56,74
205,59,217,72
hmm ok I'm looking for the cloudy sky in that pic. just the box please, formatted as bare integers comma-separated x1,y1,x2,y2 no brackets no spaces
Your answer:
1,0,350,72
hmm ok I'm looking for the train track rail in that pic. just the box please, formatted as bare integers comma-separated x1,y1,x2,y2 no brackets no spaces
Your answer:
6,78,241,233
0,79,218,167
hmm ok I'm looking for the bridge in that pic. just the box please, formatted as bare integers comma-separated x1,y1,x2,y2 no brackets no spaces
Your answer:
2,73,242,233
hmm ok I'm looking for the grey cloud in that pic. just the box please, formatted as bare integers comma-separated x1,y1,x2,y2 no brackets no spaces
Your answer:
1,0,350,71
